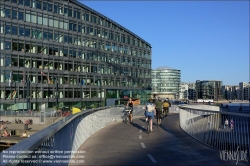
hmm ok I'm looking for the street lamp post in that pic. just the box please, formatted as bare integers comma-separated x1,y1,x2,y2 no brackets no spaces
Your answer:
14,81,16,104
56,77,58,108
81,84,83,110
35,83,37,111
100,78,102,107
26,75,30,111
97,51,102,108
216,82,219,104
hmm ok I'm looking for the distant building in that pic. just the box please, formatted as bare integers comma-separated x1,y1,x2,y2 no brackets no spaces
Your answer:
180,83,188,100
239,82,250,100
196,80,223,101
222,85,240,100
180,82,196,100
187,82,196,100
152,66,181,99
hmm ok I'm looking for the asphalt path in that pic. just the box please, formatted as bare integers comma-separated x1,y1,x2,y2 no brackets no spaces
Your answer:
70,114,248,166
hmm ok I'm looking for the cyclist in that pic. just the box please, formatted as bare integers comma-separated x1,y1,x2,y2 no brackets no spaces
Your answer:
155,97,163,124
127,98,134,123
144,98,155,132
163,98,171,118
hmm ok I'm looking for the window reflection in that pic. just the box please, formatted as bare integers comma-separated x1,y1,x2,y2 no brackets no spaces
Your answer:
36,0,41,9
25,27,30,37
24,0,30,7
18,0,24,5
12,25,17,35
18,11,24,20
12,9,17,19
5,24,11,34
5,8,11,18
48,3,52,12
5,41,11,50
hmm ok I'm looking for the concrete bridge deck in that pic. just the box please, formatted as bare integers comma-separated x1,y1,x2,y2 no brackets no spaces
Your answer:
71,114,248,166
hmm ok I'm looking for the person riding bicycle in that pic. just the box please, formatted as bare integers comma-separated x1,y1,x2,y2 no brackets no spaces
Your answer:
154,97,163,124
163,98,171,118
144,98,156,132
127,98,133,123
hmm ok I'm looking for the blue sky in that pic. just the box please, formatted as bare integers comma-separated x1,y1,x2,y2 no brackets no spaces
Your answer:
79,1,249,85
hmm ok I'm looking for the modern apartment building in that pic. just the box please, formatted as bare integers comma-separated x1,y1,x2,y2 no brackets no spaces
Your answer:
180,83,188,100
222,85,240,100
239,82,250,100
195,80,223,101
243,85,250,100
152,66,181,99
180,82,196,100
187,82,196,100
0,0,152,111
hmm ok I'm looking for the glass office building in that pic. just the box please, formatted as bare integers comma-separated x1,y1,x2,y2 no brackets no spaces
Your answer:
0,0,152,111
152,66,181,99
196,80,223,100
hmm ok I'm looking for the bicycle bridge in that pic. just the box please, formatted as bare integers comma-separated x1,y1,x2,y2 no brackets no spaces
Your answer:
70,114,248,166
0,105,249,166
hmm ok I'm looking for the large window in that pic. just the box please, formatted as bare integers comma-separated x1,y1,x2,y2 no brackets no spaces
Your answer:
31,12,37,23
18,10,24,20
24,0,30,7
42,1,47,10
25,26,30,37
49,16,53,27
5,7,11,18
48,3,52,12
5,24,11,34
25,11,30,22
54,18,58,28
36,0,42,9
5,40,11,50
37,14,42,24
11,24,17,35
54,3,58,14
12,9,17,19
43,14,48,26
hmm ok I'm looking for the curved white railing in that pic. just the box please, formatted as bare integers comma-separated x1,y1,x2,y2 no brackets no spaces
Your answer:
179,105,250,163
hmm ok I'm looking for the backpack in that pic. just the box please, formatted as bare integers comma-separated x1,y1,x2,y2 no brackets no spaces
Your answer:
147,103,155,112
163,102,169,108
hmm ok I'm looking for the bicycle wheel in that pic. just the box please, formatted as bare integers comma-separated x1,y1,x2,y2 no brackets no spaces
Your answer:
123,115,127,123
125,116,128,124
147,120,150,134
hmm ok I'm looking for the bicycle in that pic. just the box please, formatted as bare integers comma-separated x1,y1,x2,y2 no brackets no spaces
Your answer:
156,113,162,127
146,116,152,134
163,107,169,118
155,109,163,127
123,106,131,124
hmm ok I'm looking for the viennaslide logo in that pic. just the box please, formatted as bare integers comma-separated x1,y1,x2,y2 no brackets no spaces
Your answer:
219,147,248,165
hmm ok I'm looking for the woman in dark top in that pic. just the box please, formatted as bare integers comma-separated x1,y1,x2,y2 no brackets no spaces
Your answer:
127,98,133,122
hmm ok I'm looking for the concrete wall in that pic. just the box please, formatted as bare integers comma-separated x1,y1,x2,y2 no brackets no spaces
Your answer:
71,105,144,153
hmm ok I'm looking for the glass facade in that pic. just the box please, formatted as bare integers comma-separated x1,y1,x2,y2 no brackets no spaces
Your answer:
196,80,223,100
0,0,152,111
152,67,181,99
